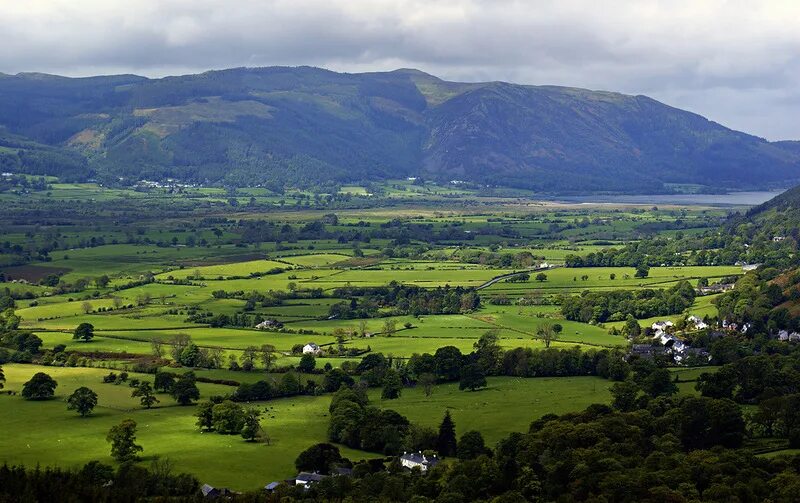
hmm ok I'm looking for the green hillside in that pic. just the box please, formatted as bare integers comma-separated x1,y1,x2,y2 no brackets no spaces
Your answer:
725,183,800,253
1,66,799,192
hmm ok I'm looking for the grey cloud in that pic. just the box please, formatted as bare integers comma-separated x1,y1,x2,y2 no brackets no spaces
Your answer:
1,0,799,139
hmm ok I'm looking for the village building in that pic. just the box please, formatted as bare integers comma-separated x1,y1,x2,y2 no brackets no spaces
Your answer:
699,283,734,295
628,344,667,360
687,315,708,330
302,343,322,355
400,452,439,472
255,319,283,330
201,484,233,498
295,472,326,488
651,320,673,332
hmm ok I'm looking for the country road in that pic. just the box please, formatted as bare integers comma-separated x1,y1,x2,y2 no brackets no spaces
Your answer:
476,264,557,290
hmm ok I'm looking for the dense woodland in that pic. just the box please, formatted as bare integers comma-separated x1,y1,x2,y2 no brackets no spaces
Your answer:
560,281,697,323
328,284,481,319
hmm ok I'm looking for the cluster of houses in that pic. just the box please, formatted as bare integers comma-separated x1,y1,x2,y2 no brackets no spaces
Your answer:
135,178,196,190
630,317,711,363
778,330,800,342
196,452,440,498
697,282,734,295
721,319,753,333
632,310,800,363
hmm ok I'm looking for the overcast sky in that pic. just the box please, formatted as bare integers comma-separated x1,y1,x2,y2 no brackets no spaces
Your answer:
2,0,799,140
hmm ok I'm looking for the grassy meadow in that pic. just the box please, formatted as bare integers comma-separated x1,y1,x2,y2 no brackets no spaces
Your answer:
0,365,615,489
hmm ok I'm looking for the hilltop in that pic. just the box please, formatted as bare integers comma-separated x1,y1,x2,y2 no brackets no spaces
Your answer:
1,66,799,192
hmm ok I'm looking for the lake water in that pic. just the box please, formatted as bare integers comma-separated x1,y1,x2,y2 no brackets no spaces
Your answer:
555,190,788,206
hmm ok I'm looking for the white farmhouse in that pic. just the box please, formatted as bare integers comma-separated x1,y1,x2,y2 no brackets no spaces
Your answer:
302,343,321,355
400,452,439,472
651,321,673,333
687,315,708,330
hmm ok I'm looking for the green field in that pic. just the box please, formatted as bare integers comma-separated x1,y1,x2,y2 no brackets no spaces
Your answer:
0,364,616,490
484,265,741,295
0,364,372,490
368,376,612,445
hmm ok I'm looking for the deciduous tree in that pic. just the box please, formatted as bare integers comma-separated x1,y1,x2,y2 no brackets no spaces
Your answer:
259,344,275,370
212,401,246,434
459,363,487,391
132,381,159,409
610,380,639,412
153,371,176,393
22,372,57,400
457,430,488,460
241,409,263,442
67,387,98,417
418,372,436,397
171,372,200,405
298,354,316,373
381,368,403,399
106,419,143,463
295,443,342,475
536,320,558,348
382,319,397,337
641,368,678,397
73,323,94,342
474,330,502,375
241,346,258,371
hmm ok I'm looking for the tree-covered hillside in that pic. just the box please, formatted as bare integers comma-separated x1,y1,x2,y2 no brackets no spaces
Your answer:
725,183,800,261
1,66,799,192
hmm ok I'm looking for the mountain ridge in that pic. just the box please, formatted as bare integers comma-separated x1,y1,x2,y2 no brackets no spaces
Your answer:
0,65,798,192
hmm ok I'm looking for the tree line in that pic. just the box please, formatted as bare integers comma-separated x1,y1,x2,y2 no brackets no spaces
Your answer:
560,280,696,323
328,283,481,319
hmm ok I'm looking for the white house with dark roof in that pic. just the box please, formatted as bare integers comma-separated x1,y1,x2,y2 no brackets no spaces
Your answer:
400,451,439,472
302,343,321,355
687,315,708,330
651,320,673,333
255,319,282,330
